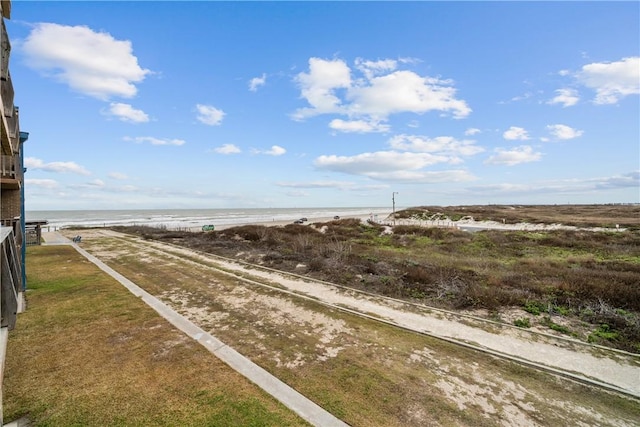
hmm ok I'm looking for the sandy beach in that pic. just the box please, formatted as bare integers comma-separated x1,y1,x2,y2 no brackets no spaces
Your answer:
194,213,389,232
194,213,624,233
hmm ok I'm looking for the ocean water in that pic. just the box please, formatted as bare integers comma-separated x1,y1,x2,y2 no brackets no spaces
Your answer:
25,207,391,230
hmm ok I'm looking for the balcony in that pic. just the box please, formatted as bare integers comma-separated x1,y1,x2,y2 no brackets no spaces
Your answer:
0,153,20,188
1,1,11,20
1,18,9,80
0,72,17,155
1,72,13,117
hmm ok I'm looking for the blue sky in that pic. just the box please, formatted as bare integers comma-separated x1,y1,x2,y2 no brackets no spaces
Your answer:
7,1,639,211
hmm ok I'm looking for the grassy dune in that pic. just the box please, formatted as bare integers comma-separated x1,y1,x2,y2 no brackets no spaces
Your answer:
122,204,640,353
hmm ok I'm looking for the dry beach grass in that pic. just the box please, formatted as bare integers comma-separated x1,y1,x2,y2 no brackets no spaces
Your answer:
120,204,640,353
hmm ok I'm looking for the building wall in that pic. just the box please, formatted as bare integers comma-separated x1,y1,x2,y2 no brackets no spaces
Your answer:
0,0,23,228
1,188,19,218
0,0,25,284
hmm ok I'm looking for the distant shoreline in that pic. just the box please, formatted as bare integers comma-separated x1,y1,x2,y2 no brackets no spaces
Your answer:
197,213,387,232
28,207,392,231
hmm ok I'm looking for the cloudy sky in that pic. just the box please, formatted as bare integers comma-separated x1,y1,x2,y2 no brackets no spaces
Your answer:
8,1,639,211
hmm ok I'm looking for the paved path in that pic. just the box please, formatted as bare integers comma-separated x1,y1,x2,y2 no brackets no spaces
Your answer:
41,232,71,245
40,232,348,427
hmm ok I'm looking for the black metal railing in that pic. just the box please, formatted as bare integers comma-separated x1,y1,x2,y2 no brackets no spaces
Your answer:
0,226,19,330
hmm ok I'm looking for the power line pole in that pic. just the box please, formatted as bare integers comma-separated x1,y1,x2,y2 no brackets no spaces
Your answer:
392,192,398,226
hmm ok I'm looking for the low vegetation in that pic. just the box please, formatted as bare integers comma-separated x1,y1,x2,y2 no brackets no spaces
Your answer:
60,232,640,425
396,204,640,230
116,205,640,353
4,246,306,426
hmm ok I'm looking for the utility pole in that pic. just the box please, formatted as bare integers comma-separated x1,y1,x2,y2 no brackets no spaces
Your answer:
392,192,398,226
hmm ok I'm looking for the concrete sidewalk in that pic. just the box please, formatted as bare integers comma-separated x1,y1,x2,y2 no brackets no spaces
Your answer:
44,232,347,427
41,231,71,245
3,417,29,426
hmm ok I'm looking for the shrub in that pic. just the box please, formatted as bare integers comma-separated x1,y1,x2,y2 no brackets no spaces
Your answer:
541,316,571,334
524,301,546,316
514,318,531,328
222,225,265,242
308,257,325,272
588,324,619,343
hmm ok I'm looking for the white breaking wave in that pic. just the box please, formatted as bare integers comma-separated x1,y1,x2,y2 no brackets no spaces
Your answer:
26,207,392,230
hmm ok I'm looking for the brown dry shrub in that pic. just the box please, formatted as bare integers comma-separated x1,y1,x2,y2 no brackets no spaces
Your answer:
392,225,469,241
556,270,640,311
281,223,321,235
220,225,266,242
307,257,325,272
314,218,366,239
453,282,523,310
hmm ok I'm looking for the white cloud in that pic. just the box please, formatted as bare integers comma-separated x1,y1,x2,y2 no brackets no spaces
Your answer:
347,70,471,119
485,145,542,166
118,185,138,192
214,144,241,154
25,157,91,175
315,151,452,175
548,88,579,107
292,57,352,119
329,119,390,133
124,136,185,146
592,171,639,189
21,23,150,100
196,104,225,126
314,150,476,183
88,179,105,187
313,150,476,184
106,103,149,123
364,169,475,183
510,92,532,102
354,57,397,79
249,73,266,91
277,180,356,189
546,124,584,140
313,129,483,183
469,171,639,196
277,180,388,192
285,190,310,197
252,145,286,156
465,128,481,136
292,57,471,125
503,126,530,141
25,178,58,189
576,57,640,104
265,145,286,156
108,172,128,180
467,182,533,195
389,134,484,157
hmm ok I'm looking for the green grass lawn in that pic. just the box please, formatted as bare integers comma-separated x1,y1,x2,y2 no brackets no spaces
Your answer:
3,245,307,426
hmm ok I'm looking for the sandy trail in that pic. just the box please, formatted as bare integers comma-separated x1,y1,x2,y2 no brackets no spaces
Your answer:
163,244,640,397
66,229,640,398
